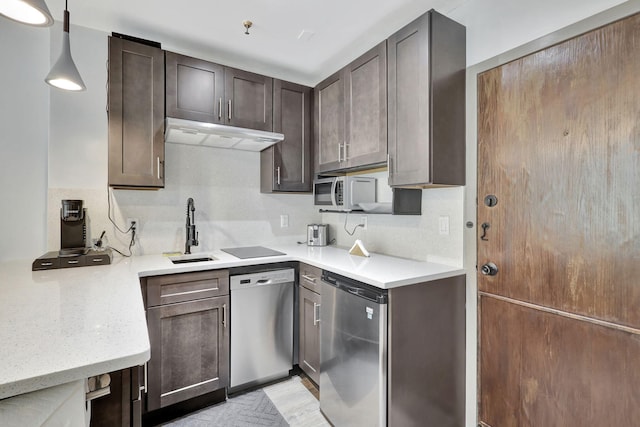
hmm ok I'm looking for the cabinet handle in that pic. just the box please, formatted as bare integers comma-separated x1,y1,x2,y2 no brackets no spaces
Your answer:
218,98,222,120
301,274,316,283
387,154,393,185
313,303,320,326
228,99,232,120
222,303,227,328
157,157,164,180
143,362,148,394
343,143,349,161
276,166,281,185
338,143,342,162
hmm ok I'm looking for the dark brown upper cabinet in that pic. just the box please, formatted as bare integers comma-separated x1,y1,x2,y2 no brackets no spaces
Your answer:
166,52,273,131
108,36,165,189
261,80,313,193
387,10,466,187
314,41,387,173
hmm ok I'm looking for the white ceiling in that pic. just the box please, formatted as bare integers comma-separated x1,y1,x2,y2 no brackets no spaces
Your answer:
48,0,627,86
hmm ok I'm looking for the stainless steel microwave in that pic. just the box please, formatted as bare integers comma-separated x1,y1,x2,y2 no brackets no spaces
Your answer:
313,176,376,211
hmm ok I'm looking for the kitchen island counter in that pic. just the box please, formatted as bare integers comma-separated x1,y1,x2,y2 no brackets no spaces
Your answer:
0,244,463,400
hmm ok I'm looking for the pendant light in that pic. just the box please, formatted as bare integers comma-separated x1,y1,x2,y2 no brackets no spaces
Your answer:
45,0,85,91
0,0,54,26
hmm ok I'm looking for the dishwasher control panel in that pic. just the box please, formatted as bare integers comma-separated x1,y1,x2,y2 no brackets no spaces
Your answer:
230,268,295,290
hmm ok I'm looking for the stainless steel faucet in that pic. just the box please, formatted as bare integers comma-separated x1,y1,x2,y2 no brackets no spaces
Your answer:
185,197,198,254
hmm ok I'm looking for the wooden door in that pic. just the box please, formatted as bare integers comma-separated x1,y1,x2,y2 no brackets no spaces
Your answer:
314,70,344,172
165,52,224,124
299,285,321,385
478,13,640,427
108,37,164,188
344,41,387,169
261,80,312,193
146,296,229,411
225,67,273,131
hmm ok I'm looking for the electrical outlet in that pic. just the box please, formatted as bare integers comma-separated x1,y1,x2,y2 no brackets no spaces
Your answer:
280,214,289,228
126,218,139,231
360,215,368,230
439,216,450,235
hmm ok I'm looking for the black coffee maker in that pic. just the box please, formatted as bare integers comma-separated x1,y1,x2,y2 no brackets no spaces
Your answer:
60,200,88,256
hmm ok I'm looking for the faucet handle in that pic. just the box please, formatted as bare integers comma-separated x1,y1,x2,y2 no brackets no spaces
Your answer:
195,231,199,246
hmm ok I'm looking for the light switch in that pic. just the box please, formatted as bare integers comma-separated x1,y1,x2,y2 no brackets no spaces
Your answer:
439,216,450,235
280,214,289,228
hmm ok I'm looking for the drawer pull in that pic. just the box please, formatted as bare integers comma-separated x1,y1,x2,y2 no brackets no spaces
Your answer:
302,274,316,283
162,288,218,299
40,262,53,266
67,260,79,264
92,258,104,263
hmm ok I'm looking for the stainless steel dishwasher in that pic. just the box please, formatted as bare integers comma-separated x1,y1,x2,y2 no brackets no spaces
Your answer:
320,270,388,427
229,267,294,393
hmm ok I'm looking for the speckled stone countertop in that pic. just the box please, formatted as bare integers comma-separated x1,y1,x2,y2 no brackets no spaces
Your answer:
0,244,463,399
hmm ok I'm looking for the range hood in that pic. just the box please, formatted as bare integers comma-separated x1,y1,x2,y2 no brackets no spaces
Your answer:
165,117,284,152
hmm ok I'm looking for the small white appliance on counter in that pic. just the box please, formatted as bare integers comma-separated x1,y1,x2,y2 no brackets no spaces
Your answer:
313,176,376,211
307,224,329,246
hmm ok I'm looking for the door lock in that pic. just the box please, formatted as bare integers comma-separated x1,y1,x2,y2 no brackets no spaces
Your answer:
481,262,499,276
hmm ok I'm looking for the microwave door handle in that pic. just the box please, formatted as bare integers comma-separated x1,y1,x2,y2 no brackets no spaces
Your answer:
331,179,338,208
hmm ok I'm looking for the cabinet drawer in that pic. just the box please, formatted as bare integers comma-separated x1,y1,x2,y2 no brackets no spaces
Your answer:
299,263,322,294
60,256,85,268
145,270,229,307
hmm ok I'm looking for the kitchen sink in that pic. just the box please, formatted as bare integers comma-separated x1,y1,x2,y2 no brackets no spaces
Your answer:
169,255,217,264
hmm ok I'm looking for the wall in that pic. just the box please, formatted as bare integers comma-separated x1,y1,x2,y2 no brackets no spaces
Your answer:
321,185,464,266
0,20,49,262
46,24,320,255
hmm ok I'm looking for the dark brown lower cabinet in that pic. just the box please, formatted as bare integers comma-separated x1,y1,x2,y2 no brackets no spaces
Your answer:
388,275,465,427
146,295,229,411
299,285,320,385
90,367,142,427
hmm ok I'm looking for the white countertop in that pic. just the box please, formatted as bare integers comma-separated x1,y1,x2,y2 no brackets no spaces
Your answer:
0,244,463,399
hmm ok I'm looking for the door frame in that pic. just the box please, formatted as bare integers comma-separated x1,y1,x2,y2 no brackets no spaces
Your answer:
464,2,640,426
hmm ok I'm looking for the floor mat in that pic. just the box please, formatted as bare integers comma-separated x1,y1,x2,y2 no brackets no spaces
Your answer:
163,388,288,427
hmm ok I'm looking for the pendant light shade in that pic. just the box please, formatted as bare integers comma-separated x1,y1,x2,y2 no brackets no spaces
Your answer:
0,0,54,26
45,6,85,91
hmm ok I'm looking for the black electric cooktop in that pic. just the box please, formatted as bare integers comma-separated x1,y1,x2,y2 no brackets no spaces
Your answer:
220,246,285,259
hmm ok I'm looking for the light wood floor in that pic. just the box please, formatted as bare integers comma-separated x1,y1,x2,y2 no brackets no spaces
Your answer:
263,375,329,427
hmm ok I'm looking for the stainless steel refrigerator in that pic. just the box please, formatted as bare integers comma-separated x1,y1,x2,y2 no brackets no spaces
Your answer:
320,271,388,426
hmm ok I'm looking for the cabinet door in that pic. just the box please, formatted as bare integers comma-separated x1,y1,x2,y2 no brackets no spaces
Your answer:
165,52,224,124
90,367,141,427
344,41,387,169
314,70,345,173
108,37,164,188
225,67,273,131
261,80,312,193
299,286,321,385
387,12,465,187
146,296,229,411
387,14,430,187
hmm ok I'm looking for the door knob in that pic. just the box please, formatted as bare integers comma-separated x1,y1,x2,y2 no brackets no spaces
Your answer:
481,262,499,276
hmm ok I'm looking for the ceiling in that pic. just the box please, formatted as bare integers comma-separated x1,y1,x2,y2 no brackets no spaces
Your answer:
47,0,627,86
48,0,469,85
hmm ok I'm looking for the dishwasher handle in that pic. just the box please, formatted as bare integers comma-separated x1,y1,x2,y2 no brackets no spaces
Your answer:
322,271,388,304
